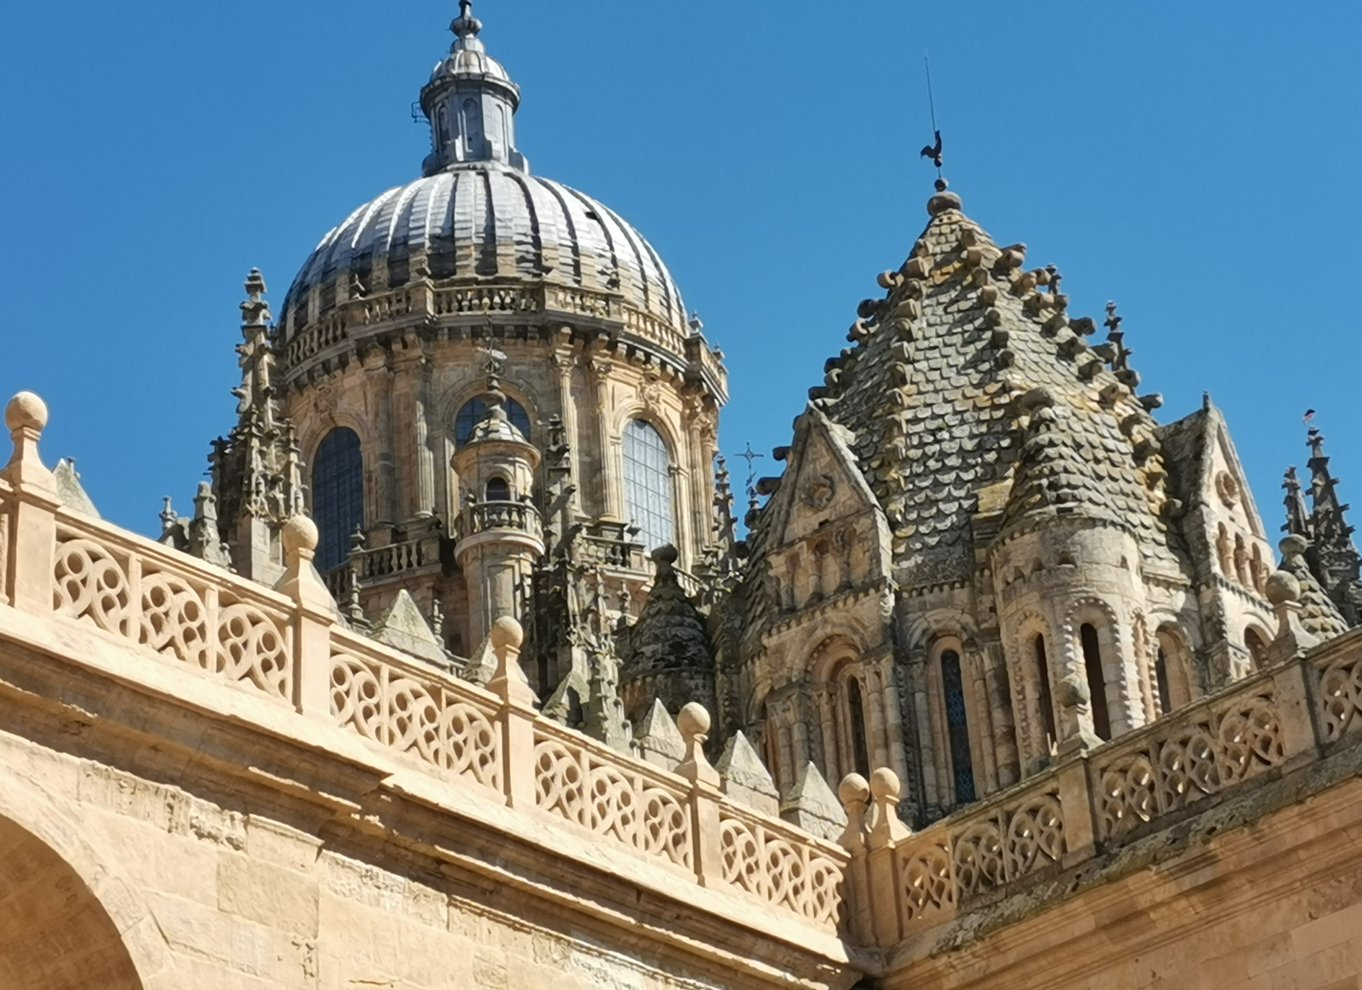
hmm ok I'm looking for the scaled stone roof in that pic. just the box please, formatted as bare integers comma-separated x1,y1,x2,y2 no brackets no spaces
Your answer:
623,548,713,678
762,187,1183,588
1281,539,1350,640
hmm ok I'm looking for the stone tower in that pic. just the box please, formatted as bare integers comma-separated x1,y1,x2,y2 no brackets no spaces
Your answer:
731,180,1280,824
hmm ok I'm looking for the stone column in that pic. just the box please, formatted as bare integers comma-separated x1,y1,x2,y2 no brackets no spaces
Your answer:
551,349,580,512
413,347,436,517
589,357,620,519
363,349,397,525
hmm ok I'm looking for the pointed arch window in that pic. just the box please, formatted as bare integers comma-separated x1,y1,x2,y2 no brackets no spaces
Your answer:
1155,647,1173,716
941,649,976,803
312,428,364,572
622,419,675,551
455,395,531,445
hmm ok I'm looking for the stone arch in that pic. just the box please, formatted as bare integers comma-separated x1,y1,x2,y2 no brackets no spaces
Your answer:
1062,597,1126,740
1010,611,1057,767
0,774,172,990
438,368,542,439
922,631,982,810
1155,622,1197,712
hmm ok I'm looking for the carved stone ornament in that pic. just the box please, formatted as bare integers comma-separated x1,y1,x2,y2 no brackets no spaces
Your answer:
1215,471,1239,508
313,383,340,420
801,474,836,511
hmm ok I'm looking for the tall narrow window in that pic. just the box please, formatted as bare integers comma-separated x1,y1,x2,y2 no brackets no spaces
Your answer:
1245,629,1269,669
1080,624,1112,741
622,419,675,551
846,676,871,778
456,395,531,445
1155,647,1173,715
312,428,364,572
1034,634,1057,747
941,650,976,803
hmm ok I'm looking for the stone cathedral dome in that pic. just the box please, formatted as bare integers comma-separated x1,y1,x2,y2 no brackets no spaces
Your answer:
278,1,691,352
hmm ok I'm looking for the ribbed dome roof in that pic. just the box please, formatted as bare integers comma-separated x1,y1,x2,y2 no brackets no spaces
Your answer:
280,163,688,341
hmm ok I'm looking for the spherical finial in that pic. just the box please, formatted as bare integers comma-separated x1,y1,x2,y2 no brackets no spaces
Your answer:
1279,533,1310,561
1265,570,1301,606
6,391,48,435
869,767,901,802
838,772,870,807
651,544,679,572
490,615,524,652
928,186,964,217
1057,672,1090,708
677,701,711,739
934,177,949,192
282,515,319,559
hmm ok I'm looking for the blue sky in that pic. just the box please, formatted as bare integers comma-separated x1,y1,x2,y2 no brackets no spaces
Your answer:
3,3,1360,542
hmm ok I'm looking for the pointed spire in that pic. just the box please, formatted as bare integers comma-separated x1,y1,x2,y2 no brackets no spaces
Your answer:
1302,424,1362,625
1283,465,1313,540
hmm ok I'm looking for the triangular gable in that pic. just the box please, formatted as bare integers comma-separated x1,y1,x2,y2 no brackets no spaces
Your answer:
764,404,884,550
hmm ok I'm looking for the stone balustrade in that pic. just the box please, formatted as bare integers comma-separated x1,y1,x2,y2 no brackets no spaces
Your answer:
0,392,846,942
323,533,438,598
456,498,544,541
836,635,1354,951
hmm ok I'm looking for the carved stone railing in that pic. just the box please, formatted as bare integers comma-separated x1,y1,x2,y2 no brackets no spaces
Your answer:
433,283,538,316
50,514,296,705
323,534,438,599
330,627,503,796
456,499,543,541
0,392,844,940
841,655,1324,950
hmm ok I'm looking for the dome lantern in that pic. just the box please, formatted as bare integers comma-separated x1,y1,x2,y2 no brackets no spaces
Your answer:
420,1,528,176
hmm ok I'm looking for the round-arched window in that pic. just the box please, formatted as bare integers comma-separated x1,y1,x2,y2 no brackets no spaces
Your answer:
485,477,511,501
622,419,674,551
455,395,531,445
312,428,364,572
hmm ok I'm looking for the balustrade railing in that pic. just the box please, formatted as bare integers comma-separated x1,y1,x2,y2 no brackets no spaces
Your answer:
456,499,543,541
0,392,843,938
324,536,436,598
9,391,1362,954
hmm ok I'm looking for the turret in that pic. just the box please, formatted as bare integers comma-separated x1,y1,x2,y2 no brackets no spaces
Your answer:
451,369,543,646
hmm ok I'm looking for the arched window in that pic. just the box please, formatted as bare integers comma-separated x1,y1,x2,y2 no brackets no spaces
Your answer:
622,419,675,551
1154,647,1173,716
1245,628,1269,669
1034,634,1057,748
846,676,871,778
484,477,511,501
1080,623,1112,741
312,428,364,572
941,649,976,803
455,395,531,445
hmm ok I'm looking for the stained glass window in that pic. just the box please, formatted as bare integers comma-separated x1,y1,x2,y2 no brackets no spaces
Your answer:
455,395,531,445
622,419,674,551
312,428,364,572
941,649,976,803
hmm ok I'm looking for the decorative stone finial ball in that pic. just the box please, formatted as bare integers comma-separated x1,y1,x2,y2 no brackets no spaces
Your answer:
281,515,319,557
651,544,679,566
1279,534,1310,560
1265,570,1301,607
869,767,901,802
5,391,48,434
677,701,711,739
489,615,524,652
838,773,870,807
1057,672,1090,708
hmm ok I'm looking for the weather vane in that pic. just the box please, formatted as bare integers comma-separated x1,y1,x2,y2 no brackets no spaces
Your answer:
735,442,764,499
475,344,507,378
919,55,944,179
